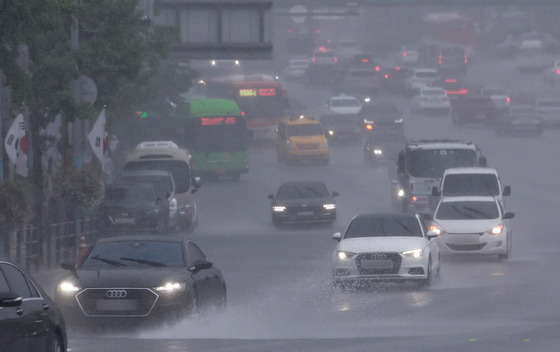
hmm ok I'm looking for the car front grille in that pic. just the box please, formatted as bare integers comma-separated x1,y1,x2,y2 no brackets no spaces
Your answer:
296,143,319,150
76,288,159,317
356,252,401,275
446,243,487,251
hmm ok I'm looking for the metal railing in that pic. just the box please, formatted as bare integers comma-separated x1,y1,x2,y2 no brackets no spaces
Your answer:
2,217,100,273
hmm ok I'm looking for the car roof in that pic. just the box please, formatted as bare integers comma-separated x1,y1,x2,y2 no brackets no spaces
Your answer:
119,170,173,177
330,95,358,100
95,235,185,244
351,212,419,221
279,180,327,187
413,68,438,73
443,167,498,175
440,196,498,203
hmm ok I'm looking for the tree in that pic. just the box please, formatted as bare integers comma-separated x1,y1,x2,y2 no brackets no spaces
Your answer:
0,0,188,236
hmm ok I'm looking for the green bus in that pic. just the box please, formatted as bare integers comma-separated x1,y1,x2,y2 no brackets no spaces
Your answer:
184,98,250,180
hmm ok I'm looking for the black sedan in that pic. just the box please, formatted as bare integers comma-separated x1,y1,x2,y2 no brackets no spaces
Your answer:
268,181,338,227
0,259,68,352
364,130,407,166
98,182,170,235
55,236,226,325
496,105,543,135
320,113,362,142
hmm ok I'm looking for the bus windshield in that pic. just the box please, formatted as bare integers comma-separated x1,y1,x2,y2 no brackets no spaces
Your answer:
408,149,477,178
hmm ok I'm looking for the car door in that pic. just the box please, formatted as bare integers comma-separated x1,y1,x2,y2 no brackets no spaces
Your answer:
187,242,224,306
0,266,27,351
0,263,52,352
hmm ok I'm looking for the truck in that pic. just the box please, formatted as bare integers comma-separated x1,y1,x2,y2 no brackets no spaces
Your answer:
392,139,487,215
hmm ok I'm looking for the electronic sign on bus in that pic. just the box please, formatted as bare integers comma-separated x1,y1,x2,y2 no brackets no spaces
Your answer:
200,117,237,125
239,88,277,97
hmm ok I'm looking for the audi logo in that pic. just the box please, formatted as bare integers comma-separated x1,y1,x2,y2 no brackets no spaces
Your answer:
106,289,127,298
372,254,387,260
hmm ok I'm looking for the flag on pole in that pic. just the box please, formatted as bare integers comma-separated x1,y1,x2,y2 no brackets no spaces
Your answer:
87,107,109,164
4,113,28,177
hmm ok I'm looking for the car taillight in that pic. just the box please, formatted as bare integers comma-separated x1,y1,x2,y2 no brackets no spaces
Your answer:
384,74,389,79
334,57,338,62
375,66,380,72
403,52,407,57
312,57,316,62
556,69,560,74
464,55,468,64
439,55,442,64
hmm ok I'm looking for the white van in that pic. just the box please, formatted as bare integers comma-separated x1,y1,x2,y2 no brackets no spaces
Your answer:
433,167,511,205
123,141,201,232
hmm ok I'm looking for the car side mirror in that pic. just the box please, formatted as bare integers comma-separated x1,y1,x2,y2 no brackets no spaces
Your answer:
61,262,76,272
190,259,213,273
432,186,440,197
504,212,515,219
0,292,22,308
503,185,511,196
427,230,439,239
332,232,342,241
332,191,339,197
191,177,201,194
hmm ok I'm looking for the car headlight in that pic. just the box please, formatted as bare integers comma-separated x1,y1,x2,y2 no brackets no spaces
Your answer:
323,203,336,210
373,148,383,155
429,225,443,236
336,251,357,260
273,205,286,212
57,281,81,294
154,282,186,293
402,249,423,258
328,130,334,135
397,188,405,197
488,224,504,235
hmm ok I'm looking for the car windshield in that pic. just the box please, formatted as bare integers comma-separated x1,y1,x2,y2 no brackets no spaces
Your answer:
423,89,445,96
344,215,422,238
321,115,356,125
416,71,438,79
118,175,173,194
124,160,191,193
81,241,185,268
368,132,406,143
276,183,330,200
436,201,499,220
104,184,155,203
331,99,360,107
537,100,560,108
408,149,478,178
442,174,500,196
286,123,324,136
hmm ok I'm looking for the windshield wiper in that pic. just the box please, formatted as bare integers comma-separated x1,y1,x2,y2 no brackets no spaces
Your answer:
462,206,493,219
120,257,167,267
91,255,127,267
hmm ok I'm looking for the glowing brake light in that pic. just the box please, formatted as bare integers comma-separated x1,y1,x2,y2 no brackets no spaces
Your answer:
312,57,316,62
361,58,369,63
375,66,380,72
439,55,442,64
445,79,457,83
395,67,401,71
403,52,407,57
556,69,560,74
506,97,510,103
288,29,292,33
384,74,389,79
464,55,468,64
334,57,338,62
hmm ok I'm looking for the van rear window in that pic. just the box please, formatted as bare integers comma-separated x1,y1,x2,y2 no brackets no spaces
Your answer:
442,174,499,196
124,160,191,193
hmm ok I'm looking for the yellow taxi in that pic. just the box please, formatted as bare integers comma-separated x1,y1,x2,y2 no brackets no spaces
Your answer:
275,115,329,163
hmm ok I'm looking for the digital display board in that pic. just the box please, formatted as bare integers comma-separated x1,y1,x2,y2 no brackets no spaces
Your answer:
239,89,257,97
258,88,276,96
200,117,237,126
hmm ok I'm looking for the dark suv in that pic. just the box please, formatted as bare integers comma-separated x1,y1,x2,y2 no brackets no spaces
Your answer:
451,94,499,126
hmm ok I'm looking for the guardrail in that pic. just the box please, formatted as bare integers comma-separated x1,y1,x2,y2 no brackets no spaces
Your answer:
1,217,100,273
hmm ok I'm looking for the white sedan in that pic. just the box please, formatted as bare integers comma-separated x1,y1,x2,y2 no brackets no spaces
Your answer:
430,196,515,260
332,213,440,290
410,87,451,115
326,95,363,115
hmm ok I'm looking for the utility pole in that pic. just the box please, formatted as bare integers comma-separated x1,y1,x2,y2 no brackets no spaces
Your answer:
71,11,83,170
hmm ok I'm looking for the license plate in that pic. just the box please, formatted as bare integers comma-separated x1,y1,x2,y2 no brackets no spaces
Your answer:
114,218,135,224
96,299,137,311
361,259,393,269
297,211,314,216
449,234,479,244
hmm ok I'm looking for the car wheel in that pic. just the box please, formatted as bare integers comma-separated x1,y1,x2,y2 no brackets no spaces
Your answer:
49,334,63,352
417,258,432,288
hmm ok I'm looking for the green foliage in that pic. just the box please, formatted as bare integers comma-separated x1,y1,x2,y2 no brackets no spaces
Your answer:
0,182,27,231
52,166,105,209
